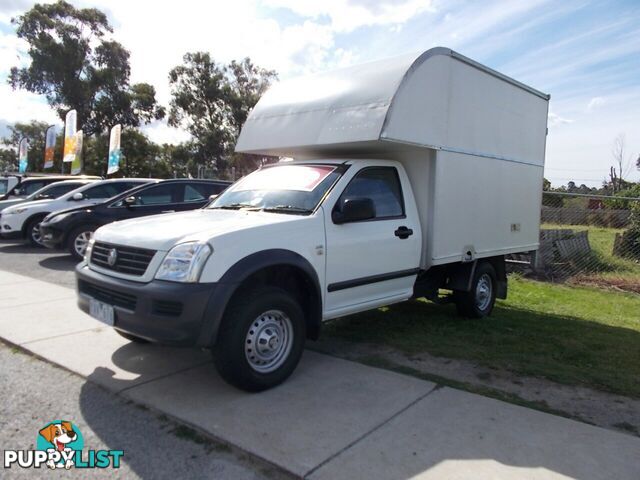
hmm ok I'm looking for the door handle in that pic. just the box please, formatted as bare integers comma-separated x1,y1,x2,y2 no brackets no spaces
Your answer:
394,226,413,239
161,210,175,213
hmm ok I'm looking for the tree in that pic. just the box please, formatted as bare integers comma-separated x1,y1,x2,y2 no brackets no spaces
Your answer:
168,52,276,176
0,148,17,172
8,1,164,136
1,121,57,172
610,134,632,193
82,129,169,177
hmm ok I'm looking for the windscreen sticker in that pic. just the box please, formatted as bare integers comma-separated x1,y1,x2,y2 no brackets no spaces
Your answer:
235,165,336,192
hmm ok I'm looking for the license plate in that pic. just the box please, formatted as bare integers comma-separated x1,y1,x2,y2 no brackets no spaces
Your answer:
89,298,115,326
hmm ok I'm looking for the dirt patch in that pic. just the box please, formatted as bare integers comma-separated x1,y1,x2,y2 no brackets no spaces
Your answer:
310,337,640,438
569,275,640,295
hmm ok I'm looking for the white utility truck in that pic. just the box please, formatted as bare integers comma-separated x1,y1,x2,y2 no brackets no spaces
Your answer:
75,47,549,391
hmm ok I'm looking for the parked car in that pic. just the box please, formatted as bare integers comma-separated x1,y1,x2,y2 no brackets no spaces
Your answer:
0,174,101,201
1,178,152,246
0,179,96,214
0,176,19,197
41,179,231,260
75,47,549,391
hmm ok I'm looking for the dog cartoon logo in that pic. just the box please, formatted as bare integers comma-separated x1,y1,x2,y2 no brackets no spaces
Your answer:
37,421,83,469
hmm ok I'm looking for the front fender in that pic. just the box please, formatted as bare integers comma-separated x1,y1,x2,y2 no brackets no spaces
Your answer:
196,249,322,346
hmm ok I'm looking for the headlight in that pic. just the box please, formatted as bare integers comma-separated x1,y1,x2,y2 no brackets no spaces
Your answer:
155,242,212,283
5,207,28,215
84,238,95,263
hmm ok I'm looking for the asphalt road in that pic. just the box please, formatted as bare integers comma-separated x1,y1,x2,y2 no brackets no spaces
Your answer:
0,240,289,479
0,239,77,287
0,343,288,479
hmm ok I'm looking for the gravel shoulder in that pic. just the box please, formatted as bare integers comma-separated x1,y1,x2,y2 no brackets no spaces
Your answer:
0,342,290,479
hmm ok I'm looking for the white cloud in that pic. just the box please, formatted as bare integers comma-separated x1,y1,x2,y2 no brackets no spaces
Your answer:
263,0,435,32
586,97,606,111
140,120,191,146
0,84,59,126
548,111,573,127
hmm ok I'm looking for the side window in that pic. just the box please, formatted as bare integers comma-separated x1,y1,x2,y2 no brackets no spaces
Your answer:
184,183,224,202
133,184,180,206
84,182,137,199
38,183,79,198
122,182,145,192
82,185,114,199
338,167,404,219
22,181,47,196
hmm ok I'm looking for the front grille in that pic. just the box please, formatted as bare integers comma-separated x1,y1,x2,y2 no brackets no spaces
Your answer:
152,300,183,317
78,280,137,311
91,241,156,276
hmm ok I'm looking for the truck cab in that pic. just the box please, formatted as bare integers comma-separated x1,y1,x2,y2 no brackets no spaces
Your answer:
75,47,549,392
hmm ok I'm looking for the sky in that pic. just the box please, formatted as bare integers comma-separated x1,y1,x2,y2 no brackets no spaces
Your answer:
0,0,639,187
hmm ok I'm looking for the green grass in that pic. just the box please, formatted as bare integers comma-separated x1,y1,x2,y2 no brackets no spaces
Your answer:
542,223,640,283
323,276,640,398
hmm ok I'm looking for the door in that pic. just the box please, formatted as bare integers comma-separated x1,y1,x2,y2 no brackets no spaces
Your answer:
324,166,420,315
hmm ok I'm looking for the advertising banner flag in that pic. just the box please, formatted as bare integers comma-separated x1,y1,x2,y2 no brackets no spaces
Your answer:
71,130,83,175
18,137,29,173
44,125,56,169
107,124,122,175
63,109,77,163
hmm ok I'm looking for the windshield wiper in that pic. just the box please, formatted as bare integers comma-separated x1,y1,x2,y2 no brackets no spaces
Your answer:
262,205,313,215
211,203,260,210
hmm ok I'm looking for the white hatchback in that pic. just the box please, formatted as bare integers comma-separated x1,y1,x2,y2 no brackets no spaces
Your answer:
0,178,151,246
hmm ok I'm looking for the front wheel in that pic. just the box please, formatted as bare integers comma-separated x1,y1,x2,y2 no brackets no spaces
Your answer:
213,286,306,392
25,216,46,247
67,225,97,260
453,262,497,318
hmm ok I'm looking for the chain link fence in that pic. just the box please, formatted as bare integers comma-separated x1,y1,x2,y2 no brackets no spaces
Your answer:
508,192,640,294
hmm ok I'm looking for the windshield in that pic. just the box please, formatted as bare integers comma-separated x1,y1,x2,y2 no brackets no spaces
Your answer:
209,164,342,214
0,179,6,195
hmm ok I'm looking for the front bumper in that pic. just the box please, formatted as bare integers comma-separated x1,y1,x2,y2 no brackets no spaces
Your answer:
0,229,22,240
39,224,65,249
1,214,24,239
76,263,217,346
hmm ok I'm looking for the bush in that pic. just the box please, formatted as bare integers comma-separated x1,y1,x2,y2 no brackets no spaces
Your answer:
614,203,640,260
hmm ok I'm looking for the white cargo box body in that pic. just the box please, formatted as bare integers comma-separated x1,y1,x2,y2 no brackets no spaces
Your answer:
236,47,550,269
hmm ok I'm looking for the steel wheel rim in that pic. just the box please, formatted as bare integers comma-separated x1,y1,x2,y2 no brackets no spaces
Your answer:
31,223,43,245
475,273,493,311
244,309,293,373
74,231,93,257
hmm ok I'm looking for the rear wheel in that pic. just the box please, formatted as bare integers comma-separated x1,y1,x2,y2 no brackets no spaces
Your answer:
213,286,306,392
25,215,46,247
67,225,97,260
453,262,497,318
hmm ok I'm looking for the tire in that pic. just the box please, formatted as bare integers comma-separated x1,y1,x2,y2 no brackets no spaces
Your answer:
67,224,98,261
115,329,150,343
213,286,306,392
453,262,497,318
25,215,47,247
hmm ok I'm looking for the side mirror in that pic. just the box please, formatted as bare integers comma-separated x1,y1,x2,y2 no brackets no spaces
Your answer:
332,197,375,224
72,192,84,201
124,196,137,207
209,194,219,201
